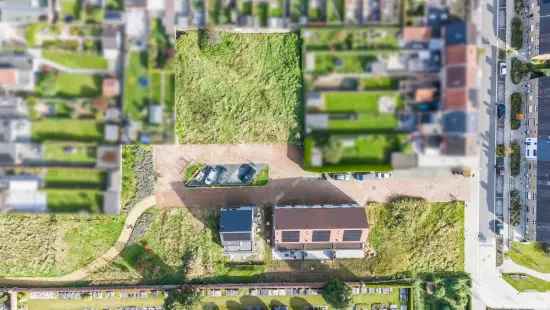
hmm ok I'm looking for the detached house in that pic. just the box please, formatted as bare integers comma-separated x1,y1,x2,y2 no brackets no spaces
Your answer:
102,26,121,62
273,205,369,260
0,52,35,92
219,207,255,255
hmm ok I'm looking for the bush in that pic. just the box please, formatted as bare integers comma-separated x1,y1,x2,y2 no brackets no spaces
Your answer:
510,142,521,176
511,57,530,84
322,137,344,164
496,144,506,157
510,190,522,226
510,92,523,129
322,279,352,309
511,17,523,50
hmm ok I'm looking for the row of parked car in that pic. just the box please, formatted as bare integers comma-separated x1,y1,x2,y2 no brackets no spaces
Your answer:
323,172,392,181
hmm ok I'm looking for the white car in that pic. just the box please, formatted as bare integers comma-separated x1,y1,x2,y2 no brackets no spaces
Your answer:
204,167,219,185
499,62,507,77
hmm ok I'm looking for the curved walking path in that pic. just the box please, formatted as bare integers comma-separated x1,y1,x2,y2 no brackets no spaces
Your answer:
0,196,157,286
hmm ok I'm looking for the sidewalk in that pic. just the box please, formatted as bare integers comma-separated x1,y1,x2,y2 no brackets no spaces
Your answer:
500,259,550,281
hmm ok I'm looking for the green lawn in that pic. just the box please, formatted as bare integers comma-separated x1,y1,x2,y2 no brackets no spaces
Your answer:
503,274,550,292
324,91,400,113
45,168,106,189
60,0,79,18
27,297,164,310
328,113,398,130
175,30,302,144
124,51,150,121
37,73,102,98
0,214,123,277
508,242,550,273
32,119,103,142
43,143,96,164
46,189,104,213
359,77,399,90
42,51,108,70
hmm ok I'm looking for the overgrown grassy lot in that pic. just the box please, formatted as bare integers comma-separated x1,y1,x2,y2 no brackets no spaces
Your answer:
121,145,155,212
32,119,103,142
358,199,465,275
42,51,108,70
507,242,550,273
175,30,303,144
0,214,123,277
43,143,97,164
503,273,550,292
87,207,227,284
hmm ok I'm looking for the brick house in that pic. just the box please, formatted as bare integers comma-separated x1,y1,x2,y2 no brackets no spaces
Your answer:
272,205,368,260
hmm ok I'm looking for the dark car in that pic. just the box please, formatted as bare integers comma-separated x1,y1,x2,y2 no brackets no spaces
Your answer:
352,172,371,181
238,164,257,184
497,104,505,119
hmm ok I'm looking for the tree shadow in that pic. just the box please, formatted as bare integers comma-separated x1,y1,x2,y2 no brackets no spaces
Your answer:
120,242,186,284
290,297,312,310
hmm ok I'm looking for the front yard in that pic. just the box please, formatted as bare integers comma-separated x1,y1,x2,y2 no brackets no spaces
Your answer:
175,30,303,144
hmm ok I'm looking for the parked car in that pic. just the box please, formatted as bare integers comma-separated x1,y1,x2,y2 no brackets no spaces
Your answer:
353,172,372,181
329,173,352,181
238,164,257,184
205,166,225,185
499,62,507,77
497,104,505,119
194,166,209,182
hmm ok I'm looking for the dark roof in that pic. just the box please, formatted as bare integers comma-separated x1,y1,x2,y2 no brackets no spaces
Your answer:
427,7,449,29
442,111,477,134
542,0,550,16
219,208,252,232
536,160,550,241
446,66,466,88
540,15,550,54
274,207,368,230
445,22,467,45
536,77,550,241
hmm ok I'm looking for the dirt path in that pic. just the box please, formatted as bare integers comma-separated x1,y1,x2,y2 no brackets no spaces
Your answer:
0,196,157,286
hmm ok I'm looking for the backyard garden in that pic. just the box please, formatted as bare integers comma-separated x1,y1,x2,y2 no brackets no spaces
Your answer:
175,30,303,144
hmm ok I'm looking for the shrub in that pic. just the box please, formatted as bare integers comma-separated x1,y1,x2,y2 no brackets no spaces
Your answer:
510,190,522,226
121,145,155,212
322,279,352,309
511,17,523,50
510,142,520,176
496,144,506,157
510,92,523,129
510,57,529,84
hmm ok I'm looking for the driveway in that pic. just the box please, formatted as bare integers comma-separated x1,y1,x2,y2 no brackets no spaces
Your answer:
153,144,471,208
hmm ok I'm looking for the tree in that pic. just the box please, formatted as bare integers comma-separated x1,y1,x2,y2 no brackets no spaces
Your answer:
38,72,57,97
322,137,344,164
322,279,352,309
164,287,202,310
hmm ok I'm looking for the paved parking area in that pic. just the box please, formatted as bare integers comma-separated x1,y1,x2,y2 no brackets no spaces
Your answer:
153,145,471,208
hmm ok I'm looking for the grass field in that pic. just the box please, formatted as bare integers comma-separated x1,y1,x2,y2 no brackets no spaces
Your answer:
31,119,103,142
507,242,550,273
503,274,550,292
45,168,106,189
324,91,401,113
42,143,97,164
175,30,302,144
328,113,398,130
27,296,164,310
37,73,102,98
124,51,150,121
46,189,104,213
42,51,108,70
0,214,123,277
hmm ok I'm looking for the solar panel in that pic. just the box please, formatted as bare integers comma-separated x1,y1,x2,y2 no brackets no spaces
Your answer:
343,230,362,241
281,231,300,242
312,230,330,242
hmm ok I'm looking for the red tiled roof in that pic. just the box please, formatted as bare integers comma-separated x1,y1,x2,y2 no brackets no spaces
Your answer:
403,27,432,43
446,44,477,66
444,88,467,110
0,69,17,86
415,88,436,102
